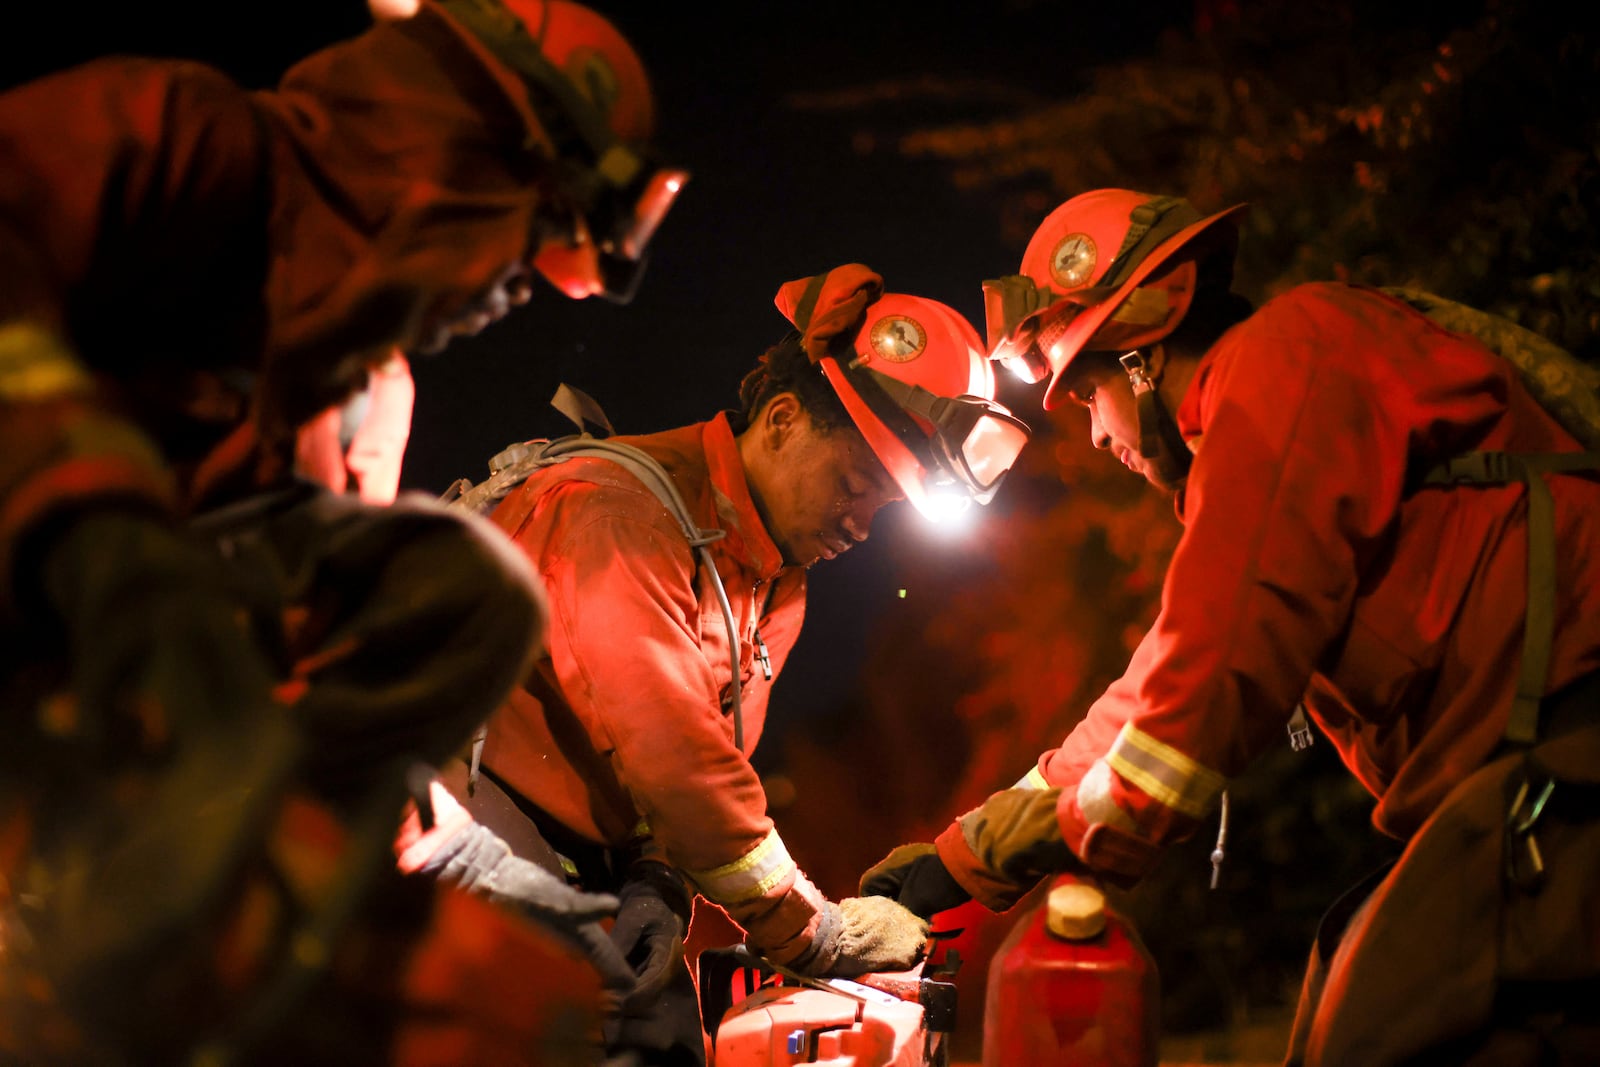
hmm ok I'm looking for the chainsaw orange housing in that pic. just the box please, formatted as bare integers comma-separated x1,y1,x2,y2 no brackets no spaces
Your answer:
711,983,930,1067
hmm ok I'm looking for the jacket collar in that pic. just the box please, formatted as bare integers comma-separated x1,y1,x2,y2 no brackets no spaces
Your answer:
702,412,787,581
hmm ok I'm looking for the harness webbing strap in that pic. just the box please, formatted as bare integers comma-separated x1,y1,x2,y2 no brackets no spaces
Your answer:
446,399,749,779
1420,449,1600,745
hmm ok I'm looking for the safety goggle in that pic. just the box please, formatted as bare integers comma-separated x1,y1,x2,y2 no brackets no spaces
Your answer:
534,163,689,304
860,369,1032,506
819,356,1030,511
983,274,1063,383
983,273,1130,385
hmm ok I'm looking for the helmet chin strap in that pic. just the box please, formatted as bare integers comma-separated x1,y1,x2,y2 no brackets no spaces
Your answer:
1119,349,1193,486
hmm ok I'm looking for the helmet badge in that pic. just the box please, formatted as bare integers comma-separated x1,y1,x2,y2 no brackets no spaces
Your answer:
1050,233,1097,289
868,314,927,363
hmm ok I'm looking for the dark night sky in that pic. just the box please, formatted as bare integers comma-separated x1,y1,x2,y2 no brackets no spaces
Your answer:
401,2,1184,730
9,0,1185,737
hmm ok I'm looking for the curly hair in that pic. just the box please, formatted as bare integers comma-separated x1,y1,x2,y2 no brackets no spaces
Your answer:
734,331,852,432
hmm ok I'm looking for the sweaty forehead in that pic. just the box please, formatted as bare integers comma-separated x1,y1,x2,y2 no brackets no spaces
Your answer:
836,431,898,496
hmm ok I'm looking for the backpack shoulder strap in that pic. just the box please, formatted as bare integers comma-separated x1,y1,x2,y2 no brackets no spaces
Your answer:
1418,450,1600,747
445,386,749,790
1385,289,1600,747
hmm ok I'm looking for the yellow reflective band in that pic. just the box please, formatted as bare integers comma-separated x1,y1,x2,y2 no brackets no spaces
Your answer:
1013,766,1051,791
684,828,795,906
0,322,92,401
1107,723,1225,819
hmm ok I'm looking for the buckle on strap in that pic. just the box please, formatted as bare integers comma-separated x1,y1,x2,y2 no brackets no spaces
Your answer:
1421,450,1522,485
1504,758,1556,894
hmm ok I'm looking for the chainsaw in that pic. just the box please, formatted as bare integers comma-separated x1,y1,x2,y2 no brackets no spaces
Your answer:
698,940,959,1067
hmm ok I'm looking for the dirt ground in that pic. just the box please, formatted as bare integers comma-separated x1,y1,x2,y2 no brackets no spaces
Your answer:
946,1012,1294,1066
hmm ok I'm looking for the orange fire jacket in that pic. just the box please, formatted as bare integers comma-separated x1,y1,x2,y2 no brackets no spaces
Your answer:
941,282,1600,901
480,413,835,962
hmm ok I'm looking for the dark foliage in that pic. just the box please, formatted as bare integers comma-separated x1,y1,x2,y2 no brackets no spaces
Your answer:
765,0,1598,1056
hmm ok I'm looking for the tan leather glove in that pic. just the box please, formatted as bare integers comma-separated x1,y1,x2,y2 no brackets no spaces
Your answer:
789,896,930,978
959,786,1079,885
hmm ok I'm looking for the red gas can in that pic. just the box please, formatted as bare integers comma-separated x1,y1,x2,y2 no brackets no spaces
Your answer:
981,873,1159,1066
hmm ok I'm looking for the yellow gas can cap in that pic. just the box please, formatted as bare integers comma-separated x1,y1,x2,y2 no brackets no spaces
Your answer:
1045,881,1107,940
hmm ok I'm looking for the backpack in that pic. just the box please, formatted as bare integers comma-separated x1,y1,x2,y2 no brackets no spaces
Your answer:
1382,287,1600,451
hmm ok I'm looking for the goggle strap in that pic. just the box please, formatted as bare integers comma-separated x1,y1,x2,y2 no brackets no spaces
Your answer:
1101,197,1203,291
820,360,929,508
866,371,985,440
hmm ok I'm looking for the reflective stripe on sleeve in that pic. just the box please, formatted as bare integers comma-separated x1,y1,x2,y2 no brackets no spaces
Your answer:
1012,766,1051,791
683,828,795,906
1105,723,1225,819
1077,758,1140,833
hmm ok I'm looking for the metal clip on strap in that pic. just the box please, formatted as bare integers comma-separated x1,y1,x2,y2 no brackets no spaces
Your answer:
1504,760,1556,893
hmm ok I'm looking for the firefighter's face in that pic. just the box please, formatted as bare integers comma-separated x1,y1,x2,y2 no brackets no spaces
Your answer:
743,394,904,567
412,261,536,356
1061,349,1184,492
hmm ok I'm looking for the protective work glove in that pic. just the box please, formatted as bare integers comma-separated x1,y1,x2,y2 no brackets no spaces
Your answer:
602,860,699,1057
939,786,1084,911
959,786,1079,885
415,813,634,992
609,860,692,1002
789,896,930,979
859,842,972,921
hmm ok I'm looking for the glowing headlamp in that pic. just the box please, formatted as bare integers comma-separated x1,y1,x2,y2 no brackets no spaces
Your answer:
870,374,1032,505
822,357,1031,518
983,273,1065,384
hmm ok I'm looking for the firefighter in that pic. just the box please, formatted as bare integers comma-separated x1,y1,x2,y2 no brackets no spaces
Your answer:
861,189,1600,1065
406,263,1031,1065
0,0,685,1061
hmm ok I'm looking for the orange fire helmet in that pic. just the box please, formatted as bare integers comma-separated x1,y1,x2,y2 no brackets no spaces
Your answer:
983,189,1246,409
776,265,1032,520
377,0,688,303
